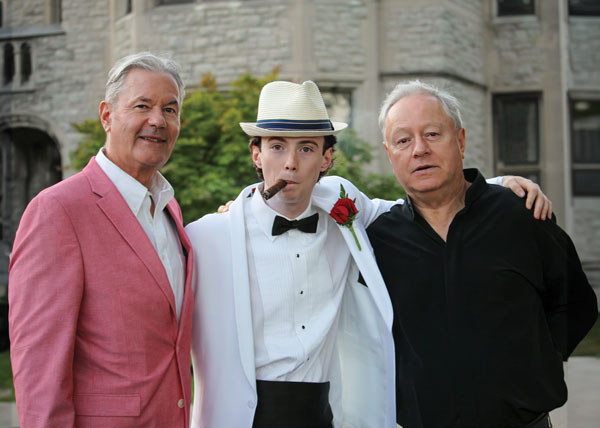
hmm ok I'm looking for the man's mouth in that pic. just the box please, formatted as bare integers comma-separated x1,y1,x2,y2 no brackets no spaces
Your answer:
140,136,166,143
414,165,434,173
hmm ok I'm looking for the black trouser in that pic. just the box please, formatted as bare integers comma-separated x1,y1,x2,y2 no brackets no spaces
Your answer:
252,380,334,428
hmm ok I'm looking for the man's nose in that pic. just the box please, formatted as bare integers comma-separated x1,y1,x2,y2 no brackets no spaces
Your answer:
413,135,430,156
147,108,167,128
284,151,298,170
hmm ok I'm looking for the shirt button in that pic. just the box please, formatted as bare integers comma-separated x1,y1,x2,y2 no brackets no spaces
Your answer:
177,398,184,408
300,290,304,295
301,325,306,329
296,254,300,258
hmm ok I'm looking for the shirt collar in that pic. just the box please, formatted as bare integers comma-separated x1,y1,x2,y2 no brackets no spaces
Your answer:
95,147,174,216
462,168,487,210
250,187,317,241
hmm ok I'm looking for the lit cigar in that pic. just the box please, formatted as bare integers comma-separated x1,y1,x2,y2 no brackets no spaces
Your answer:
263,179,287,200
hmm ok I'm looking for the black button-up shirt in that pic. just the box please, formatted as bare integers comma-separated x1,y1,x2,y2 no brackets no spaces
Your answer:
367,169,598,428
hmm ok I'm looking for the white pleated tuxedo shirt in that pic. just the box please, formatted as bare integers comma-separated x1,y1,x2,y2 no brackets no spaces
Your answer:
246,190,353,382
96,148,185,320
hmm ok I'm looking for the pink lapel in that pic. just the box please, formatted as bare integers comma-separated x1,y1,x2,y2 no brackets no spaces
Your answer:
166,199,194,324
83,158,177,318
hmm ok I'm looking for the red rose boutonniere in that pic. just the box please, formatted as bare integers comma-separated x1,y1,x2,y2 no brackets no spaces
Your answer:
329,184,361,250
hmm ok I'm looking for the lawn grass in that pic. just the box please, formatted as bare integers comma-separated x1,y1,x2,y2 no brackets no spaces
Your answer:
572,315,600,357
0,350,15,402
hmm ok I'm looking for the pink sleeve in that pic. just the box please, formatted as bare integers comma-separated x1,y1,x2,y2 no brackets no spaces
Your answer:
9,193,84,428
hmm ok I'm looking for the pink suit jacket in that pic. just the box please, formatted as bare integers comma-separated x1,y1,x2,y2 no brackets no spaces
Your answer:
9,158,194,428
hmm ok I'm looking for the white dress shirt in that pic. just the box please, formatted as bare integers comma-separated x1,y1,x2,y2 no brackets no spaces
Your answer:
95,148,185,320
246,190,352,382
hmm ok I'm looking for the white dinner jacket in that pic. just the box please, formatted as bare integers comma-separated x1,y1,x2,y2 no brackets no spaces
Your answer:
186,176,398,428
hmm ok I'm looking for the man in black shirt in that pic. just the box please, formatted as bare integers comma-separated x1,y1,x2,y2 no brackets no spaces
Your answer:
367,80,598,428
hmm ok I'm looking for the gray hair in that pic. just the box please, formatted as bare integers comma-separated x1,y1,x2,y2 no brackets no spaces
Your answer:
378,80,463,141
104,52,185,107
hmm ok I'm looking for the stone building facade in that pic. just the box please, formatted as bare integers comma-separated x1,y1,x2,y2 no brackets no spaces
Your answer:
0,0,599,292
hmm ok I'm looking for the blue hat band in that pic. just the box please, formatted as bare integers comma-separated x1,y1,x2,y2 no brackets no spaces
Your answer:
256,119,334,132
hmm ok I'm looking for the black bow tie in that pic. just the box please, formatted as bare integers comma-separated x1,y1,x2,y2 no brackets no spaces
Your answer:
272,213,319,236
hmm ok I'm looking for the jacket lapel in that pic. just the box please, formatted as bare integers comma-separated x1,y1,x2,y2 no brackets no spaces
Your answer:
84,159,177,317
229,186,258,391
312,180,393,330
166,200,194,325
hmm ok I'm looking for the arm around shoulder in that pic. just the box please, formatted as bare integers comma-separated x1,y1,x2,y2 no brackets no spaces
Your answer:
322,176,401,227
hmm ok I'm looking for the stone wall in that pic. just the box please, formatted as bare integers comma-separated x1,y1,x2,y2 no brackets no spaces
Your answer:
569,17,600,88
489,16,546,89
4,0,46,27
379,0,485,85
1,0,109,170
113,14,134,61
313,1,368,75
130,1,292,87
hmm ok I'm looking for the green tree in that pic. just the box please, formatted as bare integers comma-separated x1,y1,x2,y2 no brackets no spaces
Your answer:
71,119,106,171
71,71,404,224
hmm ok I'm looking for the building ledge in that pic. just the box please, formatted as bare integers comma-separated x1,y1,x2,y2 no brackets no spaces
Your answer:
0,87,36,95
0,24,65,41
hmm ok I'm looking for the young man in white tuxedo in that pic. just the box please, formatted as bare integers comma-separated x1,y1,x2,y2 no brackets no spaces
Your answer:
185,80,551,428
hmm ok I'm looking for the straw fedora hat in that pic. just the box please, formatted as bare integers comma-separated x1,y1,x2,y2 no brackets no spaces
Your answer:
240,80,348,137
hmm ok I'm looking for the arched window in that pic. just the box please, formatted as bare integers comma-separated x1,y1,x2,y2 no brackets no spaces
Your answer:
20,43,32,84
3,44,14,85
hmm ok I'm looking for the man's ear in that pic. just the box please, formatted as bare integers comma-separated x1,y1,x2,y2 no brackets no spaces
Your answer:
458,128,466,159
99,101,112,133
383,141,393,164
320,147,333,172
252,144,262,169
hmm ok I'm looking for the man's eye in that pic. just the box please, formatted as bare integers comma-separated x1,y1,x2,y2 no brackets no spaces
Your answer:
135,104,149,109
165,107,177,114
396,138,409,145
300,146,313,153
272,144,282,151
426,132,440,138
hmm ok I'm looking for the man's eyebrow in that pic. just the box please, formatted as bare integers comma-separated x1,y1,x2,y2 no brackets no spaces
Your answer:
131,96,179,107
266,137,285,142
133,96,152,103
298,139,319,146
391,122,446,132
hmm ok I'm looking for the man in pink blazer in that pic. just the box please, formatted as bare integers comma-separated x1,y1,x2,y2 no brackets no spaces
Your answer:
9,52,194,428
